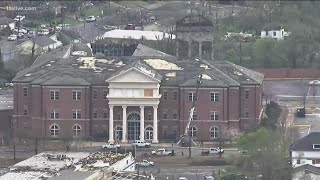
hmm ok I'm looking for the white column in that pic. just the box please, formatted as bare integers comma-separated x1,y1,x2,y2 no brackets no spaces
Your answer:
211,41,214,60
152,105,159,143
108,105,114,143
140,106,145,141
199,41,202,59
188,41,192,57
122,105,127,143
176,40,179,57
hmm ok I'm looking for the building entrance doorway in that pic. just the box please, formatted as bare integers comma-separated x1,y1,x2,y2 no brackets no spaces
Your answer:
127,112,140,140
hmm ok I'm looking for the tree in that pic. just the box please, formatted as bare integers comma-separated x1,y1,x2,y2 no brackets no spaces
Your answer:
235,128,292,180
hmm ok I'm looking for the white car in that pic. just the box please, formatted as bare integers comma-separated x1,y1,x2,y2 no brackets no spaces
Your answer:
132,140,151,147
7,34,17,41
151,149,175,156
208,147,224,154
137,160,154,167
102,143,120,149
86,16,96,22
38,29,49,36
204,175,214,180
14,15,25,21
179,177,188,180
13,28,27,34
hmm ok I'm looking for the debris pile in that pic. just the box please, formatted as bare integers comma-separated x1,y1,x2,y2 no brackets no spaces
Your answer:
74,152,126,172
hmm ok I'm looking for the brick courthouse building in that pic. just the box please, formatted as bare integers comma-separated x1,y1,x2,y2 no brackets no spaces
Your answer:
12,47,263,143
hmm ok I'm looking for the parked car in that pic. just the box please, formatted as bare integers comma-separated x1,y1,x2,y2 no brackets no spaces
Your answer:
151,149,175,156
38,29,49,35
13,28,27,34
201,147,224,156
27,31,36,38
179,177,188,180
204,175,214,180
7,34,17,41
132,140,151,148
86,16,96,22
125,24,135,30
102,143,120,150
14,15,25,21
137,160,154,167
17,33,24,39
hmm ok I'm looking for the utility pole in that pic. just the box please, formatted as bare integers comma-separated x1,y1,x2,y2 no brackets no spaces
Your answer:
35,137,38,155
188,136,191,158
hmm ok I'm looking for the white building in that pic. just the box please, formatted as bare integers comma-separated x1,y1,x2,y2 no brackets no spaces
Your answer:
0,17,15,30
101,29,176,41
261,28,290,40
291,132,320,180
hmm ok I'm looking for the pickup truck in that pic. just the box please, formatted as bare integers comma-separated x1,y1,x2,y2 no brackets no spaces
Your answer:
137,160,154,167
132,140,151,148
201,147,224,156
151,149,175,156
102,143,120,150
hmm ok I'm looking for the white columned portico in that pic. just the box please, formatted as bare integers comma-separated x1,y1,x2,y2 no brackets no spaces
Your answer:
108,105,114,143
152,106,159,143
140,106,145,141
122,105,127,143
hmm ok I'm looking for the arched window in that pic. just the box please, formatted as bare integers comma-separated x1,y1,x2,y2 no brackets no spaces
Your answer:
188,126,197,137
73,125,82,136
50,124,59,136
145,126,153,140
210,127,219,138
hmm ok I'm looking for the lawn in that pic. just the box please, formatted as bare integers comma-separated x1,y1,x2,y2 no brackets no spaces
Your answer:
28,17,80,27
84,6,103,17
116,0,149,8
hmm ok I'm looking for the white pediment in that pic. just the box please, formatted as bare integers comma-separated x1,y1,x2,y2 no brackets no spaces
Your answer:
106,67,160,83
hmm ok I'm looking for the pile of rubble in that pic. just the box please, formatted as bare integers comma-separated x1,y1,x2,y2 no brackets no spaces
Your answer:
74,152,126,172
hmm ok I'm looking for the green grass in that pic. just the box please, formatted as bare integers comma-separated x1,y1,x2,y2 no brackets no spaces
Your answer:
116,1,149,8
28,17,80,27
84,6,103,17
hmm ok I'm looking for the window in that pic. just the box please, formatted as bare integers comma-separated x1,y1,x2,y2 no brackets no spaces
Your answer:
103,90,108,99
163,91,168,100
73,91,81,100
173,113,177,119
188,92,196,101
144,89,153,97
147,113,152,120
210,92,219,102
245,89,249,99
23,106,28,115
245,112,249,118
73,110,81,119
163,112,167,119
50,124,59,136
273,31,276,36
50,111,59,119
73,125,81,136
50,91,59,100
93,90,98,99
173,91,177,100
297,159,301,164
188,126,197,137
93,110,98,118
210,112,219,121
313,160,316,164
192,112,197,120
117,113,121,120
313,144,320,149
210,127,219,138
103,110,108,118
23,87,28,96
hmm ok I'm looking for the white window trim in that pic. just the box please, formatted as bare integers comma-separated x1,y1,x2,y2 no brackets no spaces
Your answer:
210,92,219,102
72,110,81,119
51,110,59,119
72,91,81,100
210,111,218,121
313,144,320,149
188,91,196,101
50,90,60,100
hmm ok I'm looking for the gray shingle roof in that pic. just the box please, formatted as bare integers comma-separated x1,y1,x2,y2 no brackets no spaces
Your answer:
13,48,263,87
291,132,320,151
293,164,320,175
132,44,174,57
0,17,14,25
35,36,57,47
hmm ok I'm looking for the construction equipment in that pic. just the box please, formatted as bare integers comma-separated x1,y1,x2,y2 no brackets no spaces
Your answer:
177,74,203,147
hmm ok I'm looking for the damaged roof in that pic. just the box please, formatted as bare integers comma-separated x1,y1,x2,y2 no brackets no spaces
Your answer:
13,48,263,87
132,44,174,57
